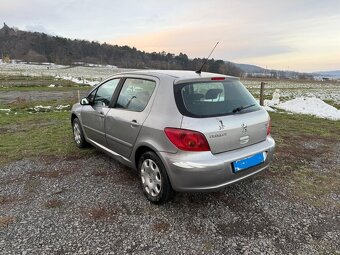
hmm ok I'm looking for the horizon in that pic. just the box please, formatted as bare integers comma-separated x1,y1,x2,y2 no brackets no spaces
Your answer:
1,0,340,72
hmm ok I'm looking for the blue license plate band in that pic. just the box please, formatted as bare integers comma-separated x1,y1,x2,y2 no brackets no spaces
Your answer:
232,152,265,173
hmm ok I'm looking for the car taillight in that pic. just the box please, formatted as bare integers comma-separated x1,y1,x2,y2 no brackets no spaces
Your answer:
267,119,271,136
164,128,210,151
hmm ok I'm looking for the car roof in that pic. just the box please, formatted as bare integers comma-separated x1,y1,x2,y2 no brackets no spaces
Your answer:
120,70,239,83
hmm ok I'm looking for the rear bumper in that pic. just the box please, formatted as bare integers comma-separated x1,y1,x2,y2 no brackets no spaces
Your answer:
159,136,275,192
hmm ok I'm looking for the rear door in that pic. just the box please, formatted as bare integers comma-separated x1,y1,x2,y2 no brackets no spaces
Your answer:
175,80,269,154
81,79,120,145
105,77,157,158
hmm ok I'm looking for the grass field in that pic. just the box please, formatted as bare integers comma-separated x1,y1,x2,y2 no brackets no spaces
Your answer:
242,78,340,105
0,110,96,165
0,75,94,164
267,112,340,208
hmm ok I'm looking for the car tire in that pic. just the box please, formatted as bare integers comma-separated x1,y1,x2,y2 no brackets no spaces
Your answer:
138,151,175,204
72,118,88,148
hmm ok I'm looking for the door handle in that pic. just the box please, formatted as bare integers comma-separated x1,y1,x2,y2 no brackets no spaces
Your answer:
99,111,105,118
130,120,140,127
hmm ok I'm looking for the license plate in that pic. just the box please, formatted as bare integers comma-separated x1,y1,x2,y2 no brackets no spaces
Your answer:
232,152,265,173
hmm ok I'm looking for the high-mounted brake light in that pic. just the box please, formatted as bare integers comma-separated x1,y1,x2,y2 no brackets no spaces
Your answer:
164,128,210,152
211,77,225,81
267,118,271,136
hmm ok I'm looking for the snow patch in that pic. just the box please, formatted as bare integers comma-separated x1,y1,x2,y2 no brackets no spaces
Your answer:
28,105,71,113
61,76,98,86
276,97,340,120
32,105,52,112
55,104,70,110
263,105,276,112
0,108,11,112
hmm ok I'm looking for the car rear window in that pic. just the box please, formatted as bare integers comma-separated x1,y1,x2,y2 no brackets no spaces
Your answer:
174,80,261,118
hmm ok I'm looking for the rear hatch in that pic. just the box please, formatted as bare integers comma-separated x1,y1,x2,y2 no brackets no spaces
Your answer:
174,79,269,154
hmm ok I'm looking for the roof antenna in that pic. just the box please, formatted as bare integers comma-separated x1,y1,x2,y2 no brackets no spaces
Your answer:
196,41,219,74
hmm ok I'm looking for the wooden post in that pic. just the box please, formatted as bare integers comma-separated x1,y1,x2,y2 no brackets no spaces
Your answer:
260,82,265,106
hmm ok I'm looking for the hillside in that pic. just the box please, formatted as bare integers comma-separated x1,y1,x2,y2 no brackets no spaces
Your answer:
0,23,242,76
232,63,265,73
315,70,340,79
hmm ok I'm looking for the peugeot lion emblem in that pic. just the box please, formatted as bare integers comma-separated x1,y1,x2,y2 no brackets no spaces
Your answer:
241,123,247,133
218,120,225,130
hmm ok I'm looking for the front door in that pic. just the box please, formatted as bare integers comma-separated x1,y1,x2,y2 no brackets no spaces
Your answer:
81,79,120,146
105,77,157,158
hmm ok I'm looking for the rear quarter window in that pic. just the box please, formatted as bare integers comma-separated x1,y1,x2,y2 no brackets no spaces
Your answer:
174,80,261,118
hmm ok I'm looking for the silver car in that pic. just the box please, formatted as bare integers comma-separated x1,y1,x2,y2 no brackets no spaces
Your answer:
71,70,275,204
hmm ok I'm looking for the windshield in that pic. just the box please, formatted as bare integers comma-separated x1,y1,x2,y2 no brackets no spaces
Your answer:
174,80,261,118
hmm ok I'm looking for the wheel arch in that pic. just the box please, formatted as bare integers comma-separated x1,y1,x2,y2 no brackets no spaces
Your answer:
135,144,175,203
134,145,157,169
71,113,78,125
133,142,175,187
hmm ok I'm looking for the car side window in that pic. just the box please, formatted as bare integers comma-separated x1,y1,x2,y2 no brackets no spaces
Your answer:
116,78,156,112
93,79,120,107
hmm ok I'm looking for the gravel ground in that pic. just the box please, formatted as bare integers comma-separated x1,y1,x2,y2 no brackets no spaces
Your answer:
1,150,339,254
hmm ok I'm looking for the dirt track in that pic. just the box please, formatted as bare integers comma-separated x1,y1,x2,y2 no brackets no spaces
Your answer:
0,90,88,104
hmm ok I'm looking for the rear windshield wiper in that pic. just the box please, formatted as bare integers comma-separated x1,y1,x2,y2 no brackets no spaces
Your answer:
232,104,256,113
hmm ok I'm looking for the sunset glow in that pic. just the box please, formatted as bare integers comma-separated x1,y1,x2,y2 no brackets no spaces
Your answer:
1,0,340,72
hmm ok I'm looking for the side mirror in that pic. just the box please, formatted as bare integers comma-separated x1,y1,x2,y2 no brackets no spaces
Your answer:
80,98,90,105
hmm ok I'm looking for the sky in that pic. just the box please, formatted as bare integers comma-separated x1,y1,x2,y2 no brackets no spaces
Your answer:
1,0,340,72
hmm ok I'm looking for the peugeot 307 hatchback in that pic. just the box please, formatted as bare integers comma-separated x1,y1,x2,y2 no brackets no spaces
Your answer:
71,70,275,204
